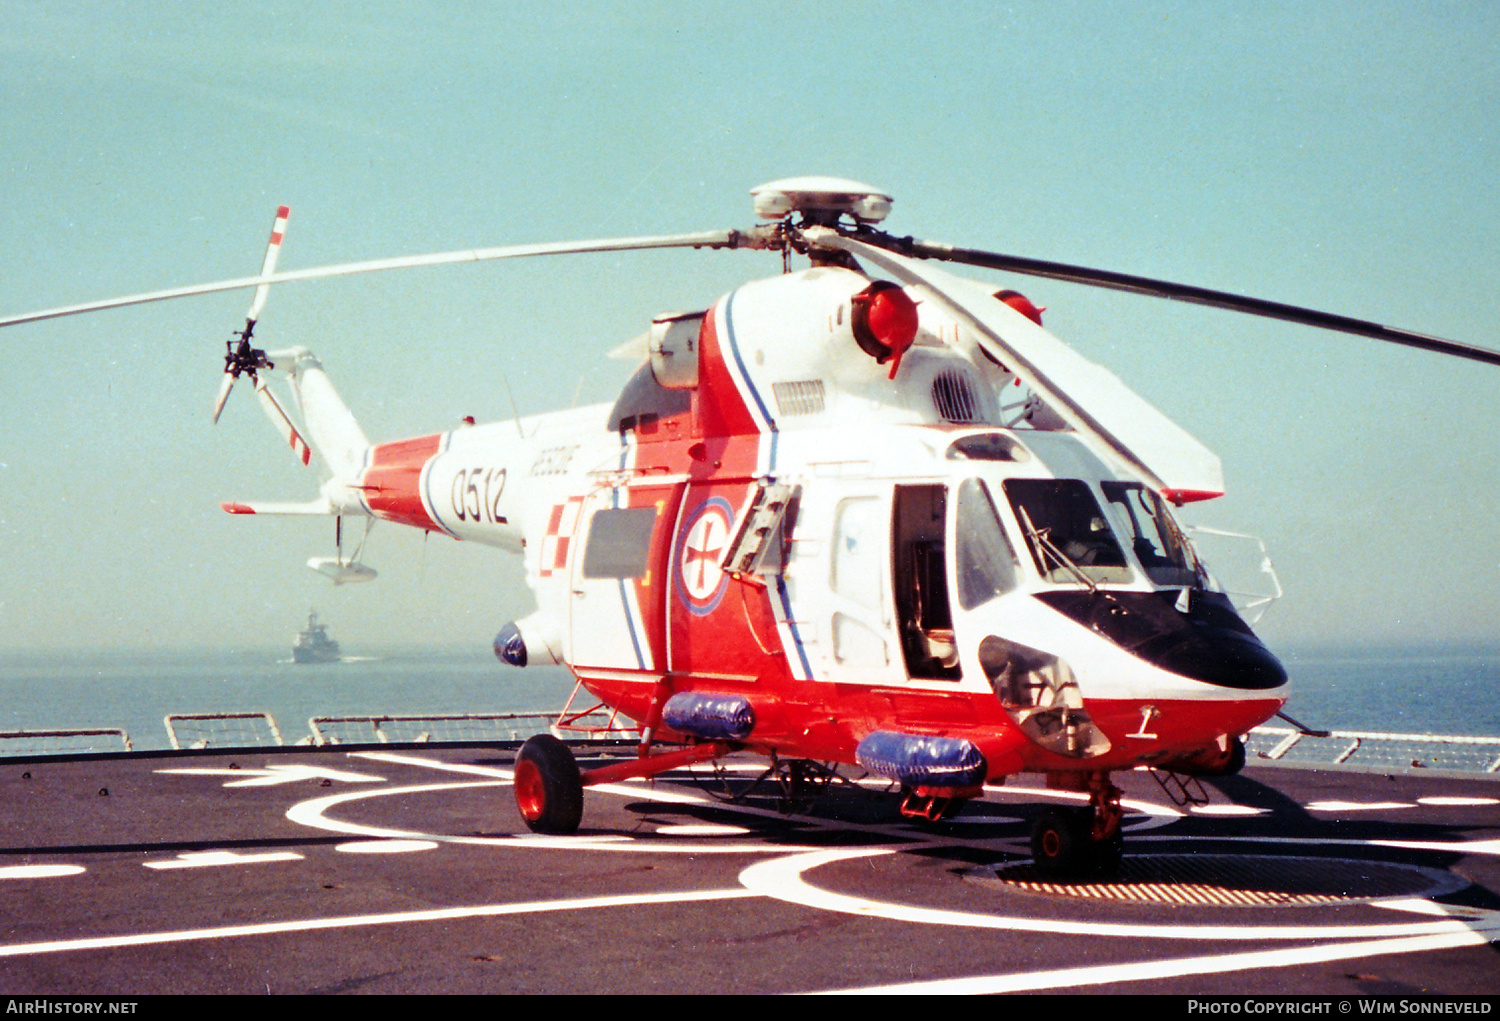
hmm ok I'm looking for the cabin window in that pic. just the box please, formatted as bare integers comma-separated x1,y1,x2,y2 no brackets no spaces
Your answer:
946,433,1029,462
831,496,891,667
954,478,1021,610
581,507,658,579
1003,479,1132,585
831,497,884,604
1100,482,1203,587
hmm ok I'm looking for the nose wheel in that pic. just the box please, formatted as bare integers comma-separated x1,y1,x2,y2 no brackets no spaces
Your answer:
1030,775,1124,879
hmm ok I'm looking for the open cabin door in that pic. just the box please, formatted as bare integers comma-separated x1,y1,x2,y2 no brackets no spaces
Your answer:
892,483,962,682
791,480,961,687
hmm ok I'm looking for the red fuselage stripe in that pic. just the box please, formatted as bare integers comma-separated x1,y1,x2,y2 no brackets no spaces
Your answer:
362,434,443,531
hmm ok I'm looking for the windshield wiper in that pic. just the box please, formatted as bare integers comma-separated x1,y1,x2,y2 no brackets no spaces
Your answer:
1017,506,1097,593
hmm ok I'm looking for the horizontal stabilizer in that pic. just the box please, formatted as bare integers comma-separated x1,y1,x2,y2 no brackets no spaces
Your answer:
221,497,334,516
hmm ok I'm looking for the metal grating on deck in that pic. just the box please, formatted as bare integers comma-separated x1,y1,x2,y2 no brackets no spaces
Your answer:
974,854,1467,907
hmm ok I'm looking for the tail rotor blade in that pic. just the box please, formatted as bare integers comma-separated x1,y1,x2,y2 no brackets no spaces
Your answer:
246,205,290,326
252,374,312,467
211,371,237,424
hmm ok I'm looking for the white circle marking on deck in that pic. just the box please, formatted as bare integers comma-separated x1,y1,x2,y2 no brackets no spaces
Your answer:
335,839,440,854
736,847,1491,941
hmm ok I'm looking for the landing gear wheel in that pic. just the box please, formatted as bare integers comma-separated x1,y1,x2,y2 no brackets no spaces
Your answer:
1089,827,1124,879
513,735,583,834
1031,807,1090,879
1031,806,1121,880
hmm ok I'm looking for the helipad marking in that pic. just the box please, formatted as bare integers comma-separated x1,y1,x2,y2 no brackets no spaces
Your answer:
350,750,512,778
656,824,750,837
1131,833,1500,857
0,865,85,880
157,764,385,787
995,785,1184,832
335,839,439,854
1372,837,1500,856
737,847,1492,941
284,777,824,855
0,888,757,959
1376,897,1493,921
814,924,1500,995
1306,800,1414,812
143,850,304,870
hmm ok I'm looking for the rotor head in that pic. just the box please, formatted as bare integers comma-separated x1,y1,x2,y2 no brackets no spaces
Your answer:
751,176,893,226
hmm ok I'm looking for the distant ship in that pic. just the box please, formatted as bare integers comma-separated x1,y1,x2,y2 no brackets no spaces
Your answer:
292,611,341,664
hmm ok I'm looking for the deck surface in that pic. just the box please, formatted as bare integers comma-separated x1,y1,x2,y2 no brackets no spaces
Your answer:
0,744,1496,995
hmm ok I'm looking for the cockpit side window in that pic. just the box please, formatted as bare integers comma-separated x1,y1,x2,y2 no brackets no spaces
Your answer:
954,478,1021,610
1003,478,1132,585
1100,481,1203,587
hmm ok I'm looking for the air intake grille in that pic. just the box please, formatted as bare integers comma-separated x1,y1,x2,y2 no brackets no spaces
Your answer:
932,370,981,423
773,380,826,416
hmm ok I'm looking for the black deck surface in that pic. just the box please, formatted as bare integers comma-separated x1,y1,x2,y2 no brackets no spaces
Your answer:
0,743,1495,995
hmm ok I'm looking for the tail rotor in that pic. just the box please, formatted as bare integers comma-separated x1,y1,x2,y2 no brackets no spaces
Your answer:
211,205,311,466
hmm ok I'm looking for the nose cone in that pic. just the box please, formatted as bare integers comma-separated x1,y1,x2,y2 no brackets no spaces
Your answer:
1148,623,1288,691
1034,590,1288,692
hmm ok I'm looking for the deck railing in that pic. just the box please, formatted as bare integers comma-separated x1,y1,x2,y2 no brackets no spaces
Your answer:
1,713,1497,774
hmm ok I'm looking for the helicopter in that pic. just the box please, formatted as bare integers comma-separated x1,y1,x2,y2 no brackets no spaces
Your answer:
6,176,1498,878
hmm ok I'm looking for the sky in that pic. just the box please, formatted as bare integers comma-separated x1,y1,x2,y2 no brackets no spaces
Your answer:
0,1,1496,655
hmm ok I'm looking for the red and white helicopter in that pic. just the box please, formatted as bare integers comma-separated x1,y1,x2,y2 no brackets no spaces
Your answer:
7,177,1498,877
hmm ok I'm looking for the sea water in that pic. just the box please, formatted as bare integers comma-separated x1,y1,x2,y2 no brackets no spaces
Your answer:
0,643,1495,751
0,646,577,750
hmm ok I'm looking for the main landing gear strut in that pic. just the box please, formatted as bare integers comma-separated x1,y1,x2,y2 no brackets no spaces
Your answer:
1029,772,1124,879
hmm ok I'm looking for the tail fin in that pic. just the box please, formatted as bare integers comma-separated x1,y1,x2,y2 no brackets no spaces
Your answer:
269,347,371,479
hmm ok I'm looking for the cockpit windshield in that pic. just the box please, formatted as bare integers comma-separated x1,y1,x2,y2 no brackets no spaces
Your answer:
1100,481,1204,588
1003,479,1133,586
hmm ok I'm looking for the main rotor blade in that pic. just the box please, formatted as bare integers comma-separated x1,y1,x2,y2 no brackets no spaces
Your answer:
858,234,1500,368
815,229,1224,501
0,230,746,330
